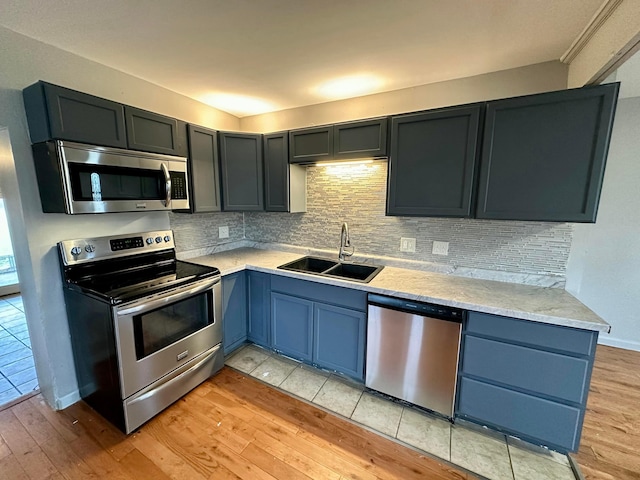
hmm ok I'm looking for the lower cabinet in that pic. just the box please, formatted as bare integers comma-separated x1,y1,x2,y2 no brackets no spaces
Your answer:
247,271,271,348
456,311,598,452
270,276,366,380
222,272,247,354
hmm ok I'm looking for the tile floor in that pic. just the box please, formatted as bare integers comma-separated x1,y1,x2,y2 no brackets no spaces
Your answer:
0,294,38,407
226,344,577,480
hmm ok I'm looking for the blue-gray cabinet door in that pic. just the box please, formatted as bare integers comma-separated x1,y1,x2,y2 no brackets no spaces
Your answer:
186,124,221,213
125,106,188,156
476,83,619,222
248,271,271,348
313,303,365,380
23,81,127,148
263,132,289,212
271,293,313,361
222,272,247,354
289,126,333,164
387,105,482,217
219,132,264,211
334,118,388,160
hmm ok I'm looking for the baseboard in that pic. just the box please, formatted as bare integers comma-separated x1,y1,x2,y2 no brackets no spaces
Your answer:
597,335,640,352
55,389,80,410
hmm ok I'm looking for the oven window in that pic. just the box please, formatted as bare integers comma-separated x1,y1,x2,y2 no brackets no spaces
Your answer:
132,290,213,359
68,163,164,201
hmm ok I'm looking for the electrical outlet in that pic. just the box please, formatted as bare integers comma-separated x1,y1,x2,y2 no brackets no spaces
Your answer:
218,226,229,239
400,237,416,253
432,240,449,256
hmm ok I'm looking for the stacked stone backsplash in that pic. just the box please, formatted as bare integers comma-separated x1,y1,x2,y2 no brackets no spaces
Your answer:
245,162,573,286
169,211,245,258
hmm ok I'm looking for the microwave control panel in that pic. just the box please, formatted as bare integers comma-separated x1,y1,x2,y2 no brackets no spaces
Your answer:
170,172,188,200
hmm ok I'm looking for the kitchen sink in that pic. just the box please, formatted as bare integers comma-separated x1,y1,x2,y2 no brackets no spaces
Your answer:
278,256,383,283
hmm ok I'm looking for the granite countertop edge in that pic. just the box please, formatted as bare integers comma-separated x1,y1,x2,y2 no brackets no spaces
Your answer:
188,247,610,334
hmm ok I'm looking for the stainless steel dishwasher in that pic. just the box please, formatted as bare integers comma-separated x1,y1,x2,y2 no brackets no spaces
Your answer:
366,294,464,418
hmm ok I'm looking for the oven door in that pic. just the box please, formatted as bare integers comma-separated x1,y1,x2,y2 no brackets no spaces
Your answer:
114,276,222,399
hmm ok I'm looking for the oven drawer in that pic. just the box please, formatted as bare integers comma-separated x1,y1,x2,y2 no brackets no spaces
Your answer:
123,344,223,433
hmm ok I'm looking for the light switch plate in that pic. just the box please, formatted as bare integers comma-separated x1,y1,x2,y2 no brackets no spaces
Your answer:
432,241,449,256
400,237,416,253
219,226,229,239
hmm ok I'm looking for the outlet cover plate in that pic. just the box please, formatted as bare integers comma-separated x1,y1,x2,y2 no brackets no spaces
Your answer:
400,237,416,253
219,226,229,239
432,241,449,256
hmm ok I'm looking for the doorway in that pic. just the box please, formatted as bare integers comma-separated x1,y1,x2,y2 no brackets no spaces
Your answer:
0,195,19,296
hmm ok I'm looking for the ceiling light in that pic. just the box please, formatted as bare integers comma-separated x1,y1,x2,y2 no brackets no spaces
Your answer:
199,93,275,117
315,75,384,100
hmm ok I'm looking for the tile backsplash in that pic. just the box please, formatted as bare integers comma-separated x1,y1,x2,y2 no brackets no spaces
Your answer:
244,162,573,283
171,162,573,285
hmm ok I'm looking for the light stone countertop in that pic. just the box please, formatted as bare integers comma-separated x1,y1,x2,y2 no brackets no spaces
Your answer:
189,247,610,333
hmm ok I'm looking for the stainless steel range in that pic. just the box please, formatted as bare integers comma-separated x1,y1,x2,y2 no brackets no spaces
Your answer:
58,230,223,433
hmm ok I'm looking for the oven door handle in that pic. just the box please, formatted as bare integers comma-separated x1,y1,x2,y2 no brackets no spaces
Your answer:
117,276,219,316
161,163,171,207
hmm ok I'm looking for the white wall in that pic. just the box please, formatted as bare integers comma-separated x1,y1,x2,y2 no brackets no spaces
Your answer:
241,61,568,132
0,26,239,408
566,95,640,351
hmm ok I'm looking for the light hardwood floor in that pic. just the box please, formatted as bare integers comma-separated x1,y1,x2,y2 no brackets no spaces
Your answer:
572,345,640,480
1,345,638,480
0,367,471,479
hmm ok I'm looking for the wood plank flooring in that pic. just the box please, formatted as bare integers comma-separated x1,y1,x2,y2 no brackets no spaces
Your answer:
572,345,640,480
0,367,471,479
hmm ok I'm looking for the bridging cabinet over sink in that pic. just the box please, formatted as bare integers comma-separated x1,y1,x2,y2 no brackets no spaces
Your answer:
456,311,598,452
289,118,388,164
270,275,366,380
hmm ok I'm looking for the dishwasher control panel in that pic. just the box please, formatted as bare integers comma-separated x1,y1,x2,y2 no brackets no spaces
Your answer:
367,293,465,321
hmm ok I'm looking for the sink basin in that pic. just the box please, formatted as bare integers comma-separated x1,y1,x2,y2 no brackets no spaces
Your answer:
323,263,383,282
277,256,383,283
279,256,338,273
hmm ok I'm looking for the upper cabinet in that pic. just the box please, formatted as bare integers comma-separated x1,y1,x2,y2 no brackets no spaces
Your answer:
387,106,482,217
124,106,188,156
263,132,306,213
289,118,388,164
186,124,221,213
386,84,619,222
218,132,264,212
23,81,127,148
476,84,619,222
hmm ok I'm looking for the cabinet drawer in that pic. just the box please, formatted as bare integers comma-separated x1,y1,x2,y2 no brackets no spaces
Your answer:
457,377,582,451
466,311,596,356
462,336,590,404
271,275,366,311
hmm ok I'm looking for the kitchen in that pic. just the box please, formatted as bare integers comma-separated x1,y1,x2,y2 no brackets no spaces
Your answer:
0,1,639,479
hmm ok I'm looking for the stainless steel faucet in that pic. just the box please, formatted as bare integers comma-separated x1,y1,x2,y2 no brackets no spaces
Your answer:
338,222,354,262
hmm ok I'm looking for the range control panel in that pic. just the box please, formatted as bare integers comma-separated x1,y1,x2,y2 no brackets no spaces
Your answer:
59,230,175,266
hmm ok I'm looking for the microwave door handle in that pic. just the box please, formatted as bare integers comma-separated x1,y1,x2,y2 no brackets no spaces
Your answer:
161,163,171,207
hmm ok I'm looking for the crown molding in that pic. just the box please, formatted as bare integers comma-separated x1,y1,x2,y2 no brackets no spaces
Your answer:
561,0,624,64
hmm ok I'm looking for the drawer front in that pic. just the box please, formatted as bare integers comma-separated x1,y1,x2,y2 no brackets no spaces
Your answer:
462,336,590,404
457,377,582,452
466,311,596,356
271,275,366,311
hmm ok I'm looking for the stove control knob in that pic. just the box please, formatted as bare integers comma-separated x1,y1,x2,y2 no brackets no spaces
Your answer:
164,235,171,243
70,246,82,256
85,244,95,253
146,237,154,245
155,236,162,243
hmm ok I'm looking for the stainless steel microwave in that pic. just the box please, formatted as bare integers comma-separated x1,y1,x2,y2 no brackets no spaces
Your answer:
31,140,190,214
